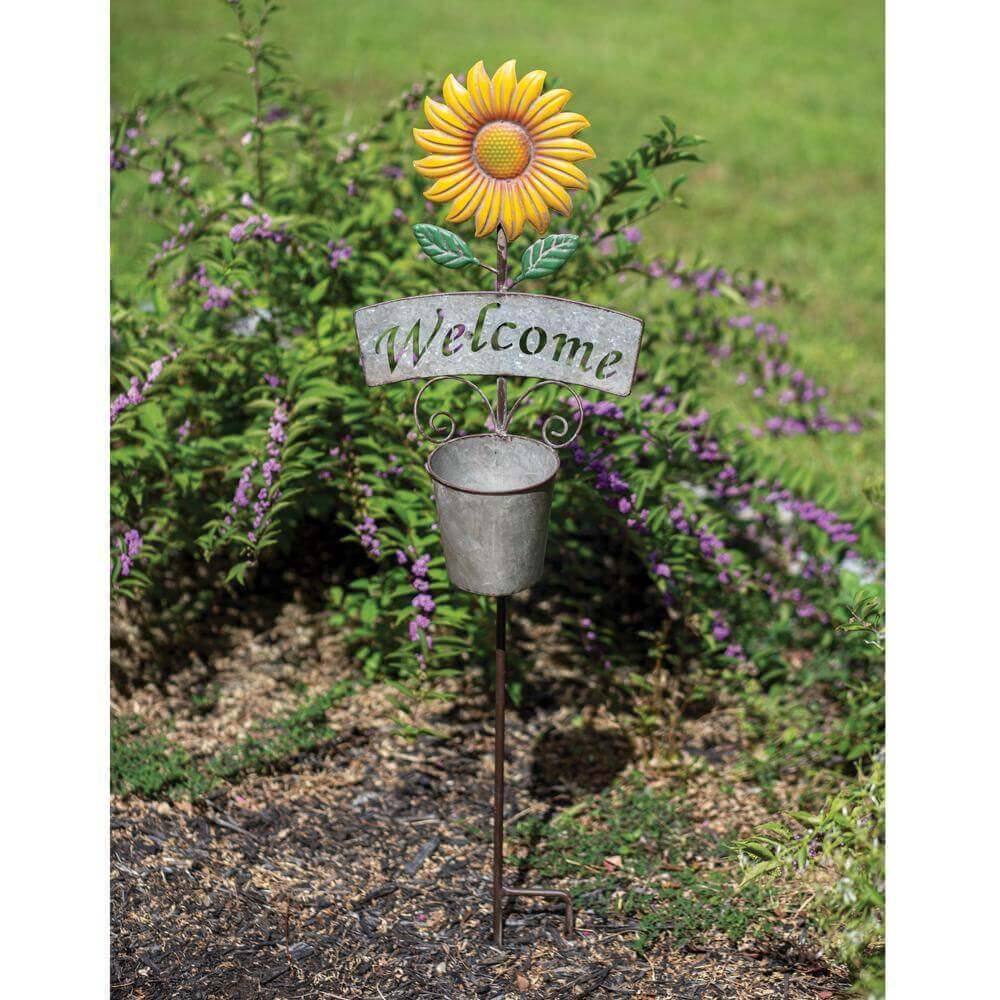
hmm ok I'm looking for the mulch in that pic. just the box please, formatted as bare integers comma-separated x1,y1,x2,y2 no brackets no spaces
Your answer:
111,581,849,998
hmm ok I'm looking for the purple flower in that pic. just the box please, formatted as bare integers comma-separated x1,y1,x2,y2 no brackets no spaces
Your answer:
123,529,143,557
412,593,436,613
405,553,437,646
229,213,290,247
115,528,144,578
180,264,238,312
229,219,252,243
328,238,354,270
221,400,290,548
710,614,730,642
110,348,181,425
356,515,381,559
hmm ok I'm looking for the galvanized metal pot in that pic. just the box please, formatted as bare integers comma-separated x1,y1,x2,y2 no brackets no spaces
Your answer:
426,434,559,597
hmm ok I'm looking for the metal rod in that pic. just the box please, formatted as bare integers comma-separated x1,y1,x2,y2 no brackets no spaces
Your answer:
495,227,508,435
495,225,509,292
491,595,575,945
492,595,507,945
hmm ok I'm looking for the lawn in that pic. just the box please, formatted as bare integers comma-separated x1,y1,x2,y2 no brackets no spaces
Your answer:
112,0,883,506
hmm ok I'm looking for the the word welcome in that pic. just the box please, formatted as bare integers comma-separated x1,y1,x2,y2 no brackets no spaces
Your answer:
354,292,643,396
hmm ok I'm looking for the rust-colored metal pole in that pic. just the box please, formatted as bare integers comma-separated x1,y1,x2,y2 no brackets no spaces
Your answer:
493,596,507,945
491,592,575,945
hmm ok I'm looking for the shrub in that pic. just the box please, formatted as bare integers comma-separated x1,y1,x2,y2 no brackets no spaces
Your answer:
737,760,885,997
736,594,885,996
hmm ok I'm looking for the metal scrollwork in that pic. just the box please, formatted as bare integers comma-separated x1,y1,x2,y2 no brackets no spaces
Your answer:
413,376,585,449
412,376,499,444
502,380,585,449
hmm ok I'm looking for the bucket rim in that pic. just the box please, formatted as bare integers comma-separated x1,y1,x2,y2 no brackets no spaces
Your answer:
425,433,560,497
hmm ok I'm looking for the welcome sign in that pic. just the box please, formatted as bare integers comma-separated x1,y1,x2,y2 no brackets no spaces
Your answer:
355,291,643,397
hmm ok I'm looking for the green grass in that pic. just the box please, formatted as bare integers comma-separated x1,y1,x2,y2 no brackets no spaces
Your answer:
514,770,771,951
111,0,883,503
111,679,355,799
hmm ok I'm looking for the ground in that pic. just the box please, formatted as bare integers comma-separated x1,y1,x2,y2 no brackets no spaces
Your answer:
111,587,850,998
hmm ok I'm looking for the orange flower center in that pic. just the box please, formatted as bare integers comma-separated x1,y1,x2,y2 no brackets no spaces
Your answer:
473,121,532,179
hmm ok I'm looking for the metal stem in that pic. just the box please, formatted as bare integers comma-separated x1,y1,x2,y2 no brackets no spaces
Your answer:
491,595,575,945
495,226,508,434
495,225,509,292
492,595,507,945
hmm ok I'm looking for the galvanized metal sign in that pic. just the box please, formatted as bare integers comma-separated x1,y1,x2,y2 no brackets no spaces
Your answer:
354,291,643,397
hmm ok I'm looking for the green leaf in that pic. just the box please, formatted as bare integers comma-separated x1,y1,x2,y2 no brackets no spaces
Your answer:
737,858,779,890
308,277,329,303
411,224,479,269
716,283,744,305
511,234,580,285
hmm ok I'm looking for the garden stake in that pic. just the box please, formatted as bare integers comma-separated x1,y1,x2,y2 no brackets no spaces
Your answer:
354,59,644,945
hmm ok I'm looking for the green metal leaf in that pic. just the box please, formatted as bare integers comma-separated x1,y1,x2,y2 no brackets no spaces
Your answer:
511,233,580,285
411,224,479,269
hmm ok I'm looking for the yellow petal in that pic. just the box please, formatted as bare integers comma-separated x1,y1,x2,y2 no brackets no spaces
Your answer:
466,60,495,120
423,166,478,202
517,178,550,233
499,184,526,240
535,156,589,190
528,170,572,214
424,96,475,137
445,176,488,223
491,59,518,117
509,69,547,120
508,187,529,240
474,179,502,236
413,127,470,154
443,73,483,127
413,153,472,178
529,112,591,140
534,137,596,161
522,88,572,129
